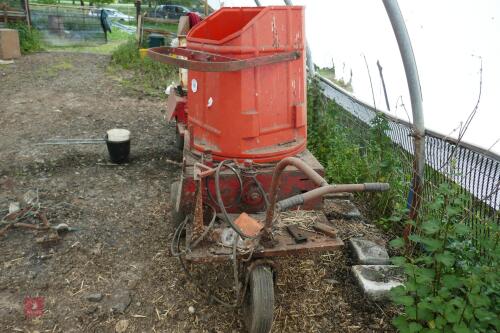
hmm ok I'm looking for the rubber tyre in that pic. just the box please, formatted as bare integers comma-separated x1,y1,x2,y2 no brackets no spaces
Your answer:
170,180,185,228
243,265,274,333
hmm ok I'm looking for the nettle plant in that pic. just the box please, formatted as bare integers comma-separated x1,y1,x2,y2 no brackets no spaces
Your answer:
389,184,499,333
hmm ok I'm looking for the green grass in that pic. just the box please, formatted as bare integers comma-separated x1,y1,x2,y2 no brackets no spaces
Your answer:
120,19,178,34
110,38,176,96
143,22,177,33
36,59,74,77
44,28,131,54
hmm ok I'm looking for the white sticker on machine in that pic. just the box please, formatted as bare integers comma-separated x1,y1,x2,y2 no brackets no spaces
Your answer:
191,79,198,93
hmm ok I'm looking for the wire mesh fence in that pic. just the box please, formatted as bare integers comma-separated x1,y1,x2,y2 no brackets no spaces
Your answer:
317,76,499,240
30,4,105,46
1,0,23,11
0,0,27,26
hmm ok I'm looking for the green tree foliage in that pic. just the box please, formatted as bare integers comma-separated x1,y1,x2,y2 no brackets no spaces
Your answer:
35,0,58,4
89,0,115,6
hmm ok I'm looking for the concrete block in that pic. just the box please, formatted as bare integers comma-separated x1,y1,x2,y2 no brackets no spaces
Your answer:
0,29,21,60
352,265,404,300
349,238,390,265
327,199,362,219
8,202,20,214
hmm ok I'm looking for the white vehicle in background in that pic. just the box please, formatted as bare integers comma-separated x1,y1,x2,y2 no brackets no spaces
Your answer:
89,8,134,22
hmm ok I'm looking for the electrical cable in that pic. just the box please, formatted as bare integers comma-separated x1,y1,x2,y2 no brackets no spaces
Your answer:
188,203,217,250
172,215,240,308
170,161,269,308
170,216,189,257
252,175,270,208
205,162,242,208
232,235,240,305
214,160,258,239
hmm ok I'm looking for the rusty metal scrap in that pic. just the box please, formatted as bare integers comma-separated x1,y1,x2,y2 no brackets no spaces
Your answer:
312,222,338,238
0,205,53,238
233,213,263,238
35,231,60,246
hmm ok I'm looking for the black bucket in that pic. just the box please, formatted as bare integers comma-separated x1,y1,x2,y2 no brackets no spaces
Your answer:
105,135,130,164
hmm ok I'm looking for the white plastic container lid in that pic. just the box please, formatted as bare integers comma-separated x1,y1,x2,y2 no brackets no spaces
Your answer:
107,129,130,143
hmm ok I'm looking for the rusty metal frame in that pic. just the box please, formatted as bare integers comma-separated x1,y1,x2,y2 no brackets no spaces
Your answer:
184,214,344,264
147,47,301,72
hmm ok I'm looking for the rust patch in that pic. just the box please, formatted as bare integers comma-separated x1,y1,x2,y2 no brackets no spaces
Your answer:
192,180,204,239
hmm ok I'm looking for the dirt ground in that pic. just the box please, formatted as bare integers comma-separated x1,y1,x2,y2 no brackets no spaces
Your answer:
0,53,397,332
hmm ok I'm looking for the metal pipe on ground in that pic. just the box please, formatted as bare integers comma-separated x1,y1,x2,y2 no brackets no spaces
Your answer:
36,139,106,145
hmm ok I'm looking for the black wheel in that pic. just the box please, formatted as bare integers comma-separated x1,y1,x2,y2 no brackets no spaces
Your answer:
243,265,274,333
170,180,185,227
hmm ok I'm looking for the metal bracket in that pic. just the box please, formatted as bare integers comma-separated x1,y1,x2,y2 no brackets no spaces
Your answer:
147,47,301,72
286,224,308,244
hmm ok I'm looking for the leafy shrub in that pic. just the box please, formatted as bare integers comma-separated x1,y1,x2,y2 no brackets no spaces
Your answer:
111,38,142,69
307,57,498,333
111,38,175,95
307,77,407,220
390,184,499,333
7,22,43,54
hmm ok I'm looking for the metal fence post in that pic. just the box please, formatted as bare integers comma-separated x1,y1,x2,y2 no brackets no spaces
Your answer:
377,60,391,111
24,0,31,28
382,0,425,226
135,0,141,25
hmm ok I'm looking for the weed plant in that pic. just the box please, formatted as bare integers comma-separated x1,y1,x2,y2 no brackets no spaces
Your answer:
307,77,408,222
7,22,43,54
111,38,175,96
307,68,498,333
389,184,499,333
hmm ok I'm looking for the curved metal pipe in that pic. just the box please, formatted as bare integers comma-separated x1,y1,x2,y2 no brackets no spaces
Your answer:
382,0,425,219
277,183,390,211
264,157,328,229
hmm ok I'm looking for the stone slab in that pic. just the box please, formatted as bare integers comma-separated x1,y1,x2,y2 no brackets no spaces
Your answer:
352,265,404,300
349,238,390,265
326,199,362,219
